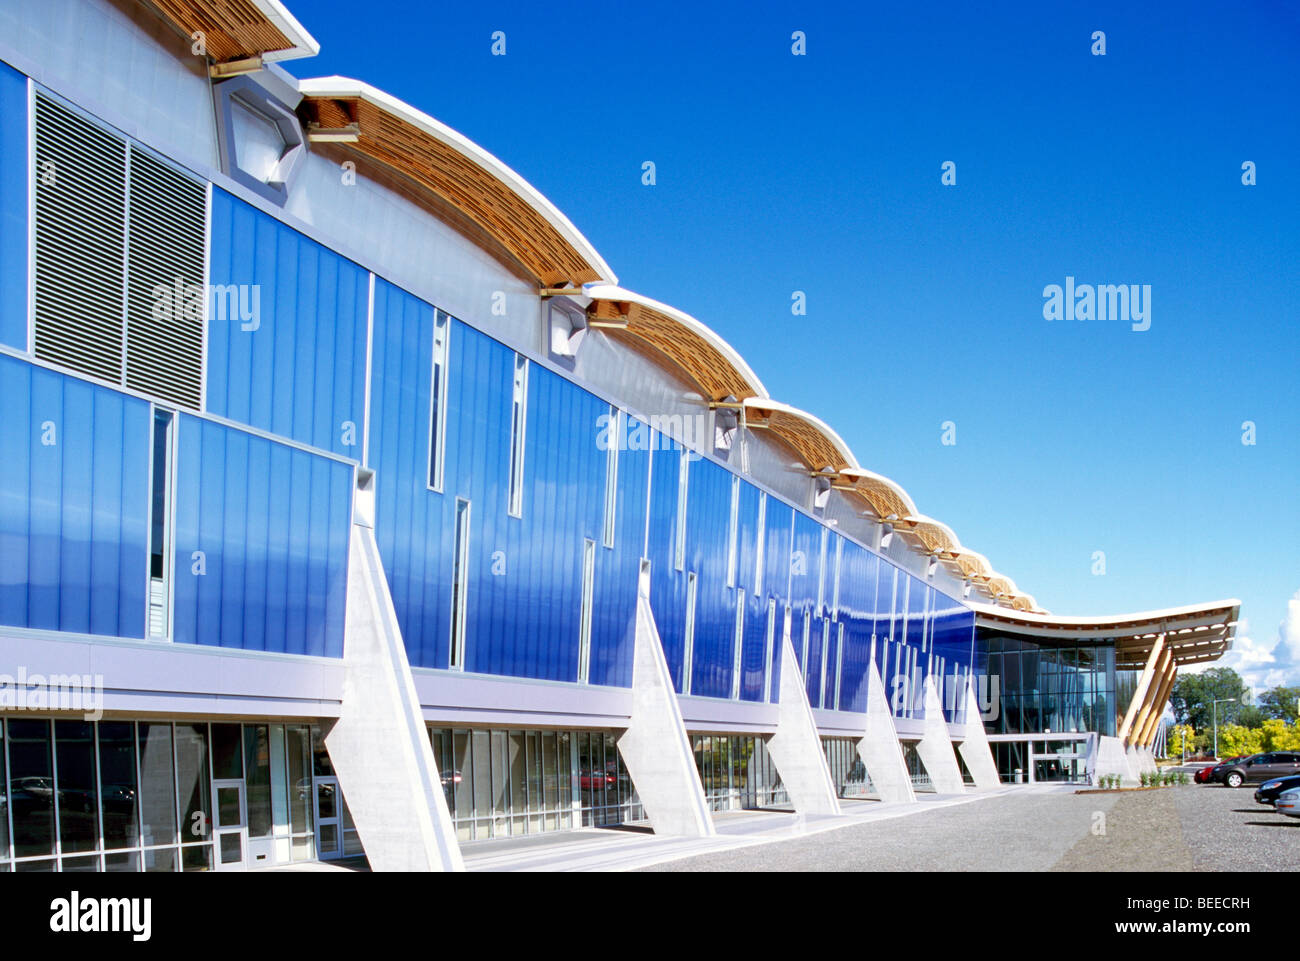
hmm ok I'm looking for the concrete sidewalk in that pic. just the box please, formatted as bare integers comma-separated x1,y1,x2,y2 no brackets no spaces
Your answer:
459,784,1046,872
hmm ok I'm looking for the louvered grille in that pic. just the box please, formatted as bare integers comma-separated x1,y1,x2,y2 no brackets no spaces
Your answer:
33,94,127,384
33,92,206,409
126,147,206,409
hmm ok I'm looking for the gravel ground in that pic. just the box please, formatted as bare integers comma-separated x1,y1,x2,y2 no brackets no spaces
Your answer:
1172,783,1300,872
640,782,1300,872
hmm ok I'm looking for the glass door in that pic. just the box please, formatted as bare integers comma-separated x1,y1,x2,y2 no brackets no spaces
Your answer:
313,776,342,859
212,779,246,871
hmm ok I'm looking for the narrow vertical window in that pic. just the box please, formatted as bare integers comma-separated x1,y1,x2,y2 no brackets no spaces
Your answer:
449,498,471,670
683,572,698,694
753,493,766,596
763,599,777,702
673,447,689,571
831,536,843,619
816,527,828,613
602,406,619,548
428,311,449,490
577,538,596,683
730,589,745,699
507,353,528,518
725,475,739,588
818,619,830,707
892,641,904,717
834,621,846,710
801,609,811,676
148,409,174,639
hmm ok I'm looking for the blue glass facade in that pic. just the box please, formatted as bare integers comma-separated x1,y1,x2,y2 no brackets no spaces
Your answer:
0,54,977,721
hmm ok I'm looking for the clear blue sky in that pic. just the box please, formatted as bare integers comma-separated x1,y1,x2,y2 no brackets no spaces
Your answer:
282,1,1300,692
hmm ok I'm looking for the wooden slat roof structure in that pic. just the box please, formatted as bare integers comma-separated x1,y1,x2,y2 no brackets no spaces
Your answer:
835,467,917,521
142,0,318,62
296,78,616,290
971,600,1240,668
582,285,766,402
742,398,857,473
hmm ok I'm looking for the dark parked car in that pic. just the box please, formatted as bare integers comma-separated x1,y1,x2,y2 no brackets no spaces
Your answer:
1218,752,1300,788
1201,755,1246,784
1254,774,1300,806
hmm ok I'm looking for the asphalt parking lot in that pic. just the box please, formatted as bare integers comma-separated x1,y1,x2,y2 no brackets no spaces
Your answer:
639,778,1300,872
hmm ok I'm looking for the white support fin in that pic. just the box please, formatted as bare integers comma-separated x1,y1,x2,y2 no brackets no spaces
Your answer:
955,676,1001,788
616,564,716,837
856,653,917,803
765,609,842,815
914,675,967,794
325,520,463,871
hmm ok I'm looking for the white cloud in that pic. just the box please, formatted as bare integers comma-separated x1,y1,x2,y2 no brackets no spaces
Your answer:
1191,590,1300,697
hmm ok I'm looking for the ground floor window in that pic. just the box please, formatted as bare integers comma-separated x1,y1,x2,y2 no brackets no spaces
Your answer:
428,727,645,841
901,741,933,791
822,737,872,798
0,717,319,871
690,734,788,812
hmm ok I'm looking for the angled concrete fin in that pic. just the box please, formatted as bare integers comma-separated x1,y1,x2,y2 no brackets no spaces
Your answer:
326,521,463,871
955,676,1001,788
914,675,966,794
616,565,715,837
765,609,842,815
1094,734,1131,784
856,653,916,803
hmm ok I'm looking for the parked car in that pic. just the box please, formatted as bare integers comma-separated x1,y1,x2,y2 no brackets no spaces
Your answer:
1218,752,1300,788
1201,755,1246,784
1276,787,1300,819
1254,774,1300,806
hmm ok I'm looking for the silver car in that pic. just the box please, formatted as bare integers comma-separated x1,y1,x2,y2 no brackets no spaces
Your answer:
1276,787,1300,818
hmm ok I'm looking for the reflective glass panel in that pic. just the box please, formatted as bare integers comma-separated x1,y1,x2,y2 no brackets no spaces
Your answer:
55,720,99,853
8,719,54,857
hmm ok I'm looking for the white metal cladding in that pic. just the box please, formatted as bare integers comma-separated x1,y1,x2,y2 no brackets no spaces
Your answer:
125,145,205,409
33,92,126,385
33,93,206,410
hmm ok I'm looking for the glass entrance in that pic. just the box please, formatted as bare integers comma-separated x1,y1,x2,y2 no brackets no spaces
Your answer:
313,776,342,859
212,779,246,871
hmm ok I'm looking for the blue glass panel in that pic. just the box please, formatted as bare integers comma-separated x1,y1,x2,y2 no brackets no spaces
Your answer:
0,355,149,637
0,60,26,351
206,189,369,458
172,415,351,655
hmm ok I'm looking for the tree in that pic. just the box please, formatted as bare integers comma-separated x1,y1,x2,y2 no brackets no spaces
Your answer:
1167,723,1195,757
1236,705,1266,729
1259,719,1300,752
1170,668,1251,733
1217,724,1262,757
1258,686,1300,723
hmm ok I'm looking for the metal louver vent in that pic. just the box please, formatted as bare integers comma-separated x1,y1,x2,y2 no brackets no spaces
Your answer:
33,92,207,410
33,94,127,385
126,147,205,409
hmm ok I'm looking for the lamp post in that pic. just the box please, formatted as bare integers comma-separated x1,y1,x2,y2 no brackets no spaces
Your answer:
1212,698,1237,760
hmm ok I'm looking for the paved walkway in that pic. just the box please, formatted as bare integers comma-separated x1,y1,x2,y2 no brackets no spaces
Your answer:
459,785,1041,872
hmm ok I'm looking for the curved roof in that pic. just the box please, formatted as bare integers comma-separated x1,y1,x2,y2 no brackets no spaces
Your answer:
296,77,616,289
741,398,858,474
836,467,917,521
581,285,767,402
895,514,961,556
145,0,319,62
971,599,1241,667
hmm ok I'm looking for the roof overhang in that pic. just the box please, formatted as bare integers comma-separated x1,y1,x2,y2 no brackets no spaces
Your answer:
141,0,320,63
295,77,616,289
741,398,858,473
580,285,767,402
972,599,1241,667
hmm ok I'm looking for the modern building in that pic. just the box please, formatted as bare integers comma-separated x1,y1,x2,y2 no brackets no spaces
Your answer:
0,0,1238,872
